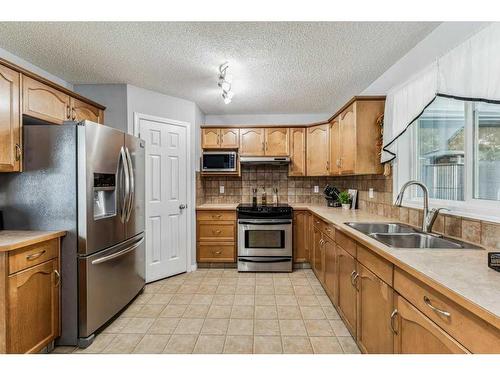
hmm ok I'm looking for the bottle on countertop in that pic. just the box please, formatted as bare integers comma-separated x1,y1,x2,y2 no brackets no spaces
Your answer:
261,186,267,206
252,188,258,206
273,188,278,205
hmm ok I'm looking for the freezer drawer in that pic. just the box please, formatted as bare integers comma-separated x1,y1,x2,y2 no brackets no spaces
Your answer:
78,233,145,338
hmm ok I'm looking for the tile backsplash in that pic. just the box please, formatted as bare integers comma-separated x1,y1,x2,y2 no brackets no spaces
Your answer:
196,164,500,250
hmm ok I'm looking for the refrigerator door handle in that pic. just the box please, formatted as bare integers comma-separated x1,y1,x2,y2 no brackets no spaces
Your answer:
91,237,145,265
119,146,130,223
124,147,135,222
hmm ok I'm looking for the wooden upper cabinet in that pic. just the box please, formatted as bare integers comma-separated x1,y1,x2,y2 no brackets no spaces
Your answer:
306,124,329,176
337,245,357,336
356,263,394,354
22,75,70,125
7,259,60,353
0,64,21,172
239,128,265,156
202,128,240,149
265,128,289,156
393,294,468,354
289,128,306,176
329,118,340,175
220,128,239,148
339,104,356,174
201,128,220,148
70,97,104,124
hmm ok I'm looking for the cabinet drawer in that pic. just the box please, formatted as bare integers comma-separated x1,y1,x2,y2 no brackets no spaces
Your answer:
8,239,59,275
357,245,392,286
394,268,500,353
197,243,235,262
197,223,236,242
312,216,334,238
335,230,356,257
197,210,236,221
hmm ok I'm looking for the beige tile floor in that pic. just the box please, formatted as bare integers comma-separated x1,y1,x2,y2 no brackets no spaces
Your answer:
53,268,360,354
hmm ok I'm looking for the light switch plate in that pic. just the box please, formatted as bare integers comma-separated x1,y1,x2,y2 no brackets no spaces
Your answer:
369,188,374,198
220,185,225,194
314,186,319,193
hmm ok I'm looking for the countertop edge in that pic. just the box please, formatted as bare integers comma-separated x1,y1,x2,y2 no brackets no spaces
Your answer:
195,204,500,329
0,230,67,252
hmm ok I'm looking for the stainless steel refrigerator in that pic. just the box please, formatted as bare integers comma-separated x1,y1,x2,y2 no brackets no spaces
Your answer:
0,120,145,347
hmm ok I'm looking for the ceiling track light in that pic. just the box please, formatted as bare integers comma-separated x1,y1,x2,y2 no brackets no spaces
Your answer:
218,62,234,104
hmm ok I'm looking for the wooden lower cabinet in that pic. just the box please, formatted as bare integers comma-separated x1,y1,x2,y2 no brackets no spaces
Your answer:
337,246,357,336
7,259,60,353
293,211,308,263
356,263,394,353
393,294,468,354
312,226,325,283
323,237,337,304
196,210,236,263
0,236,62,354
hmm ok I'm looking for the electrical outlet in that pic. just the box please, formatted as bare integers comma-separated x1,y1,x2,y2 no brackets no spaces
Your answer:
369,188,374,199
314,186,319,193
219,185,225,194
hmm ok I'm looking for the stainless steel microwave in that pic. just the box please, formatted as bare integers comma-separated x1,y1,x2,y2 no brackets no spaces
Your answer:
201,151,237,172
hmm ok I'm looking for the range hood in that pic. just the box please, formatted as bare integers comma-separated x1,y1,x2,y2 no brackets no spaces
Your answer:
240,156,290,165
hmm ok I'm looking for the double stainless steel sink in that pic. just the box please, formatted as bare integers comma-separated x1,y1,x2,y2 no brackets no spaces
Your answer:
345,222,482,249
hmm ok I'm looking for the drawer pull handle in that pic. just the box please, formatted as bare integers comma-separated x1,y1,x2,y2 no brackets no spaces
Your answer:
212,229,222,235
390,309,399,335
26,250,46,261
54,269,61,286
212,250,223,255
423,296,451,317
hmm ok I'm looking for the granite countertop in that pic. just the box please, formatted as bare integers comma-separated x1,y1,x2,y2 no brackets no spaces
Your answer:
196,203,239,210
195,203,500,327
0,230,66,252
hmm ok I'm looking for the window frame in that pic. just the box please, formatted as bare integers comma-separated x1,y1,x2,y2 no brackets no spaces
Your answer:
394,99,500,222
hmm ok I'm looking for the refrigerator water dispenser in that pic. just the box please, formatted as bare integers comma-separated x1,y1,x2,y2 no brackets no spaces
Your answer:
93,173,116,219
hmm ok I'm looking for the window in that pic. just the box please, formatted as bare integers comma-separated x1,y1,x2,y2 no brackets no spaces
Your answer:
394,96,500,220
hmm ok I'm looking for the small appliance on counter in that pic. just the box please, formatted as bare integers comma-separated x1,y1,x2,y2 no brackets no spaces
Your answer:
324,185,341,207
488,252,500,272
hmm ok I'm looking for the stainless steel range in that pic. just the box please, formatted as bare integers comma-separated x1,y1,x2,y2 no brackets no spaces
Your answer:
237,203,293,272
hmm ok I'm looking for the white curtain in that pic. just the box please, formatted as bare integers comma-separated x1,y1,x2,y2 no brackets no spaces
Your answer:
382,22,500,163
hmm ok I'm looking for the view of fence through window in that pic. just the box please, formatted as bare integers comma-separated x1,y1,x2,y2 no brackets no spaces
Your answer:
410,96,500,203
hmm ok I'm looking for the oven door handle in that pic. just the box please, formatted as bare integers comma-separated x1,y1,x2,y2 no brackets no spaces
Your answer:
239,257,291,263
238,221,292,225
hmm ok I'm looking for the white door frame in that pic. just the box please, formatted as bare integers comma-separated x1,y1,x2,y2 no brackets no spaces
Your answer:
133,112,193,276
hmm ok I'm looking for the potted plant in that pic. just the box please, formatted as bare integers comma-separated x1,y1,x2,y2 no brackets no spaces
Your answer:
338,191,352,210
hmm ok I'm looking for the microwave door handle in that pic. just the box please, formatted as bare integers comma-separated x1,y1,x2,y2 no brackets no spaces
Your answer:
125,147,134,221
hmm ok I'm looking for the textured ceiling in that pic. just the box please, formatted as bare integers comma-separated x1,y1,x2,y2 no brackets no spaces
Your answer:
0,22,438,115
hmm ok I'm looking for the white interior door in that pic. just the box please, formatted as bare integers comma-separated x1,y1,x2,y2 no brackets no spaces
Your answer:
136,114,189,282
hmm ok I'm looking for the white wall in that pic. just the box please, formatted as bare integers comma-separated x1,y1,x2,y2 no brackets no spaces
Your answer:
204,113,329,126
74,84,128,132
362,22,490,95
0,46,73,90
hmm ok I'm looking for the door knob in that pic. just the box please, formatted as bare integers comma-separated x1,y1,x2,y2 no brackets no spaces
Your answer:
179,204,187,210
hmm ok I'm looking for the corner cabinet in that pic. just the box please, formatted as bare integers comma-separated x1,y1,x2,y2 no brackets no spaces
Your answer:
0,236,63,353
0,64,21,172
329,98,385,176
